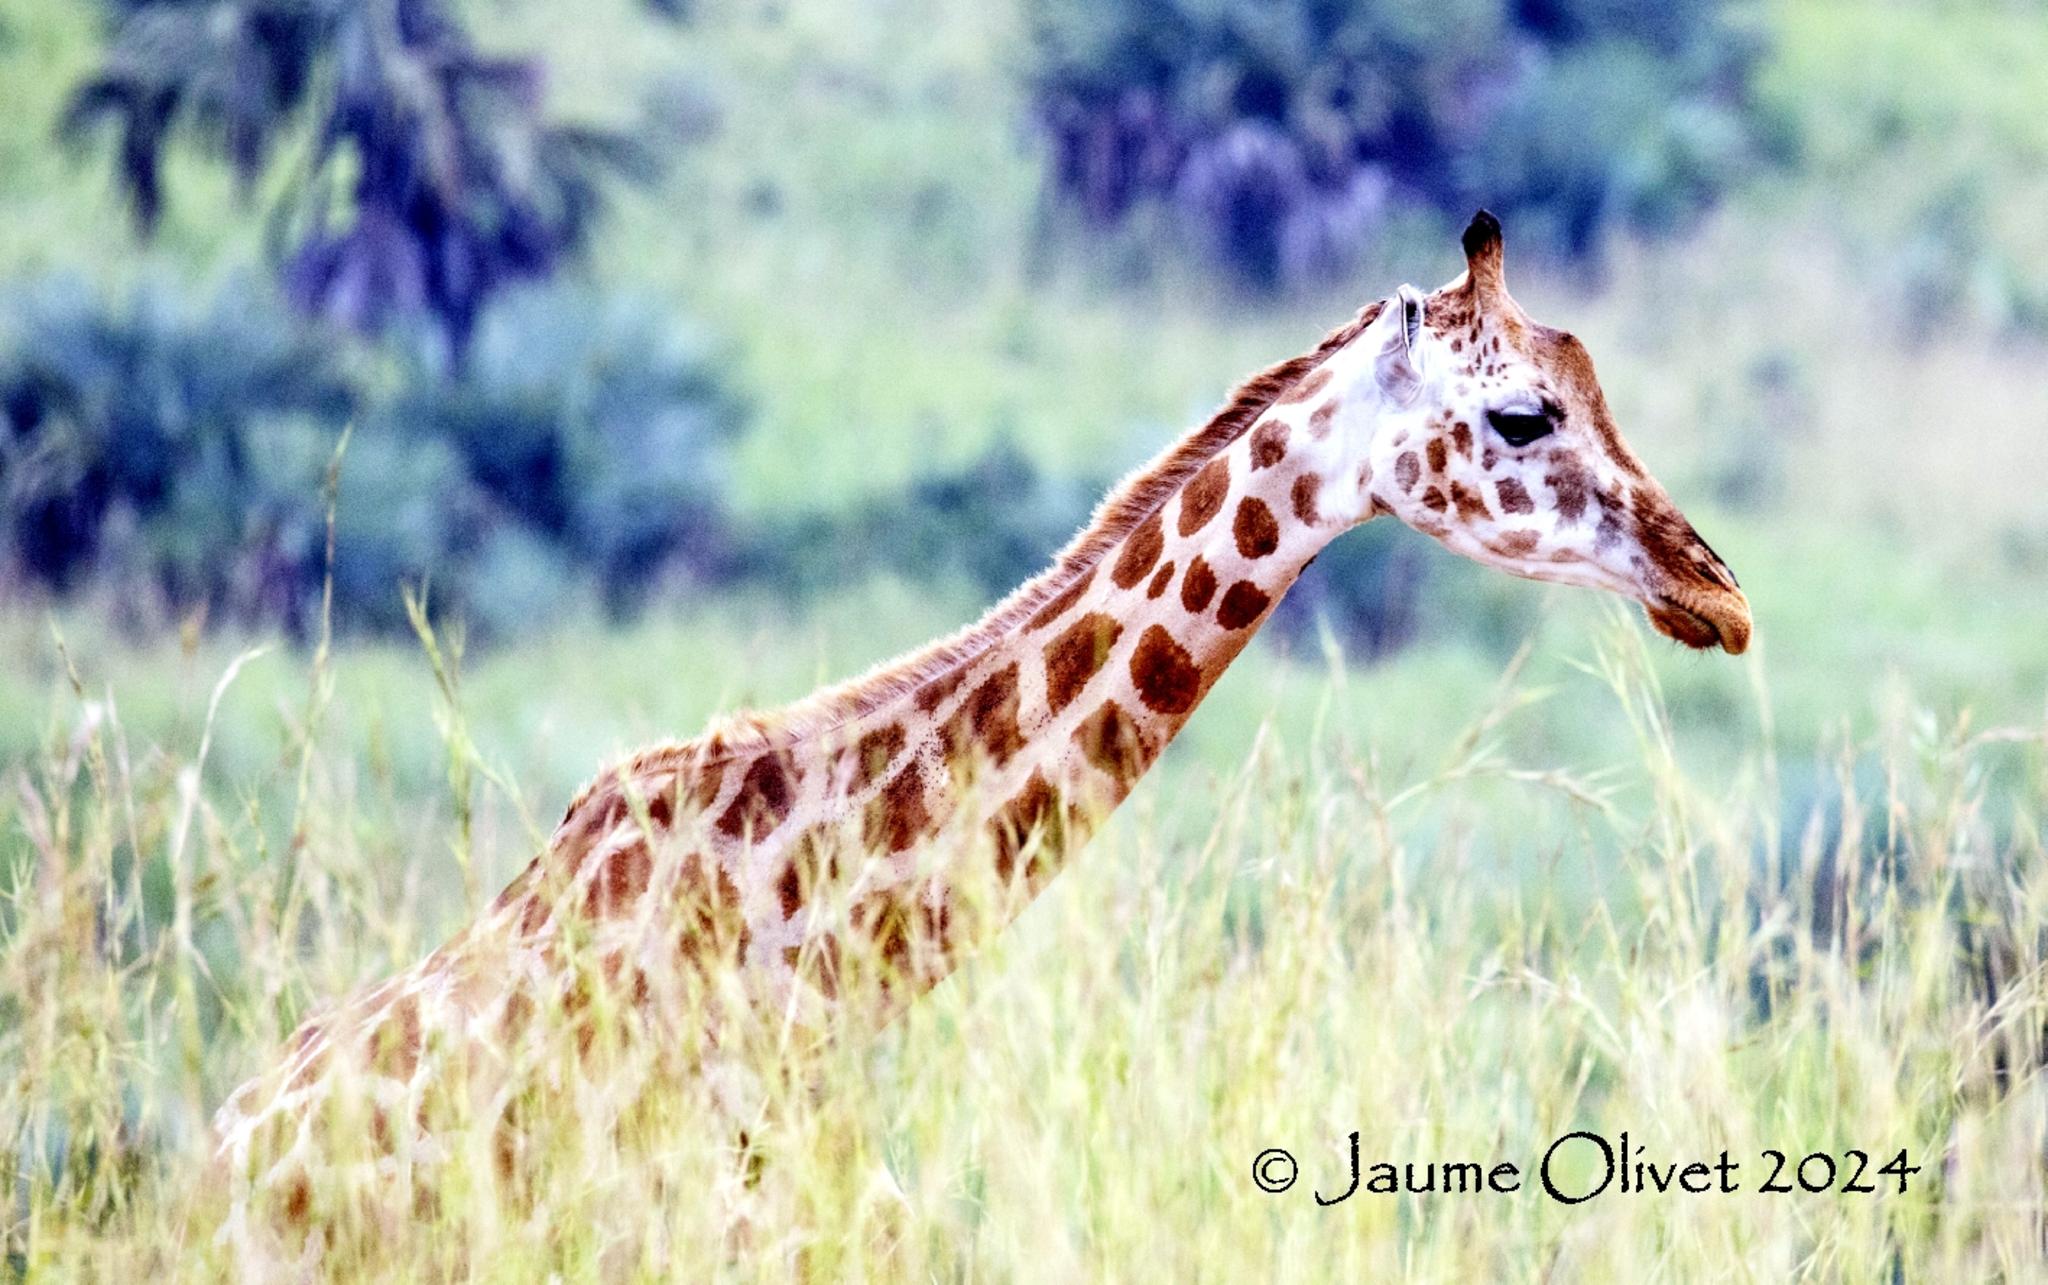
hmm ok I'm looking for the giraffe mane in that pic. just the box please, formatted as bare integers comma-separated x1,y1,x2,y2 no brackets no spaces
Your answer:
566,300,1386,814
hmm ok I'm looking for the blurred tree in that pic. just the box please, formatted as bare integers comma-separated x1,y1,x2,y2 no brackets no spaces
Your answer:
1026,0,1774,288
767,441,1102,601
0,273,1442,651
381,286,746,625
0,276,354,631
0,278,743,638
61,0,664,362
1273,519,1430,659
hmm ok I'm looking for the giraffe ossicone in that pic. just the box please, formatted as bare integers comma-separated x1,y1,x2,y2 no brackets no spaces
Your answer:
211,210,1751,1260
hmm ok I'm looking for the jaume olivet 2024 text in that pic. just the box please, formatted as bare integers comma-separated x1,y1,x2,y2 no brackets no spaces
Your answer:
1251,1131,1922,1207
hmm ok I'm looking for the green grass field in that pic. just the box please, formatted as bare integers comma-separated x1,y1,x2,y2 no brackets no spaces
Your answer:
6,0,2048,1277
8,617,2047,1278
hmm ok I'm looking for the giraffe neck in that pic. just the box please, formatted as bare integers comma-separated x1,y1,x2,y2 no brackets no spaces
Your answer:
465,330,1380,1037
208,314,1386,1232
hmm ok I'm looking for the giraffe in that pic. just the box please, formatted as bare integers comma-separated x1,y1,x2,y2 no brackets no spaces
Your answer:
210,211,1750,1266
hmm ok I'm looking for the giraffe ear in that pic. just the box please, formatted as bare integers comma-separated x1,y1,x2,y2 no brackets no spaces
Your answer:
1375,285,1426,404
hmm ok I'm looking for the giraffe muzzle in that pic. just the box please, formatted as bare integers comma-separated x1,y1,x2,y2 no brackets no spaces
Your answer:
1632,509,1750,654
1645,586,1752,655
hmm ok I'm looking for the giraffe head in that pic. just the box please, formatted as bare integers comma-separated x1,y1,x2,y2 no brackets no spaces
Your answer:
1347,211,1751,654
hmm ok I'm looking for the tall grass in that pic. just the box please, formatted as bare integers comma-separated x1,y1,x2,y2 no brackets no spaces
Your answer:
3,610,2045,1280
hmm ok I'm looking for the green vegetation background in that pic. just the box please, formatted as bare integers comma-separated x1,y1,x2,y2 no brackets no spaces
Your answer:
3,0,2048,1276
5,0,2044,882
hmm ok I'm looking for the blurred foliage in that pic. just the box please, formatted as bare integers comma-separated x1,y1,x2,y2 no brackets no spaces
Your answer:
381,287,746,622
767,441,1102,600
1026,0,1779,289
17,0,2048,668
0,267,1442,653
0,278,744,638
0,276,352,628
62,0,665,361
1278,520,1430,658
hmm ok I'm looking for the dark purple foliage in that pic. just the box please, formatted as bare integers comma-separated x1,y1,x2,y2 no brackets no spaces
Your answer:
62,0,659,361
1027,0,1771,289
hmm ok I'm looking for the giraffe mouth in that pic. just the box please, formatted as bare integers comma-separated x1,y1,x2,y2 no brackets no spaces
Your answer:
1645,591,1751,655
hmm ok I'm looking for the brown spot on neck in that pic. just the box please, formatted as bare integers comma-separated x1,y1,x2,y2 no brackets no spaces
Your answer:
775,852,805,920
1307,400,1338,438
673,853,749,959
990,770,1067,887
1129,624,1203,715
863,764,931,853
1073,700,1155,785
849,892,918,981
716,752,798,841
1043,612,1123,715
1215,580,1271,630
1180,556,1218,613
1234,497,1280,559
1291,473,1322,526
286,1036,332,1091
1395,451,1420,492
585,842,653,919
1110,512,1165,589
851,722,906,790
1179,457,1231,536
1146,560,1176,599
366,994,422,1080
683,761,722,814
942,663,1024,771
282,1175,312,1227
1248,418,1290,470
516,892,550,937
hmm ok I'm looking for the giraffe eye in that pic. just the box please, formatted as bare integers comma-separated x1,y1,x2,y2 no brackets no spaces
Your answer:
1486,407,1556,448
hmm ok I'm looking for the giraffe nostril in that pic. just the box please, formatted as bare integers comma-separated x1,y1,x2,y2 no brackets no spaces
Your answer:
1701,553,1739,590
1687,530,1738,590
